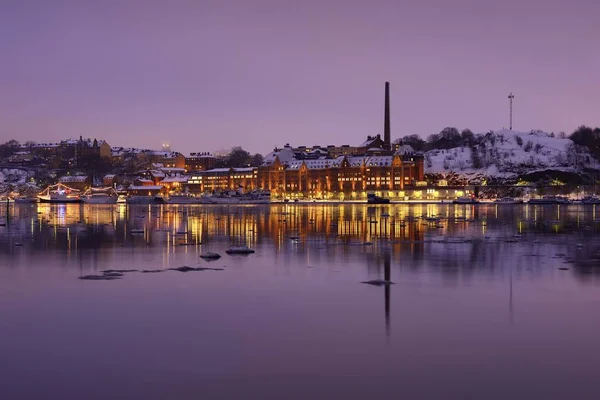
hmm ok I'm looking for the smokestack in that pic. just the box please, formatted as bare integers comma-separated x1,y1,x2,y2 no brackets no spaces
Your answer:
384,82,391,150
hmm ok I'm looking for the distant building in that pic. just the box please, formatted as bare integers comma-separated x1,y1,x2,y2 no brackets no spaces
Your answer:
103,174,116,186
185,152,216,171
157,168,189,193
127,185,163,197
58,175,90,191
138,150,185,169
58,137,111,160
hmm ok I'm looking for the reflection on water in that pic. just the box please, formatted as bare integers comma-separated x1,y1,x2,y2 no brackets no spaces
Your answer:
1,203,600,399
2,203,600,277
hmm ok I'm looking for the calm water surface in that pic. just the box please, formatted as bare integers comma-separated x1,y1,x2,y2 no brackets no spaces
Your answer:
1,203,600,399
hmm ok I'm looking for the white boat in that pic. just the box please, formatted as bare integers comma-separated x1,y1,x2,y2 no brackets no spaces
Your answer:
81,187,118,204
225,246,255,254
453,196,479,204
494,197,524,204
38,183,81,203
201,190,271,204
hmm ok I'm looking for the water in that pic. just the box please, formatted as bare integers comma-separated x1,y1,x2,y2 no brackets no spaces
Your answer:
1,203,600,399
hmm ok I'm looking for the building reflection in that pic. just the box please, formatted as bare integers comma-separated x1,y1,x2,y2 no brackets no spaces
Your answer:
384,252,391,338
1,203,600,278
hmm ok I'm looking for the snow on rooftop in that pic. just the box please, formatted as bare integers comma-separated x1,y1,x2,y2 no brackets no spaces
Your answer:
358,135,381,148
160,176,189,183
262,145,296,166
364,156,393,167
203,168,232,173
395,144,416,155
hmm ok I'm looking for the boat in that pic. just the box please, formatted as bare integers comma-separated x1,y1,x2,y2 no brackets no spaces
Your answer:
37,183,81,203
225,246,255,254
81,187,118,204
453,196,479,204
167,193,201,204
581,196,600,204
200,190,271,204
494,197,524,204
528,195,571,205
367,193,390,204
130,228,145,234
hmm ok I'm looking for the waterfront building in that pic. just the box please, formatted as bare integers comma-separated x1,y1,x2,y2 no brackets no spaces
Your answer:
157,168,189,193
185,167,258,194
182,149,424,199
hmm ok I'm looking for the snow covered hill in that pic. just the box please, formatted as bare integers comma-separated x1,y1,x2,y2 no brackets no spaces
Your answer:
425,129,598,183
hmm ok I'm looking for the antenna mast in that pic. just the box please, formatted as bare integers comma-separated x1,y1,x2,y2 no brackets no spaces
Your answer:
508,92,514,130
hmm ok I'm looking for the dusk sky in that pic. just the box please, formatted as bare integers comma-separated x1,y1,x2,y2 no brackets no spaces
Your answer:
1,0,598,154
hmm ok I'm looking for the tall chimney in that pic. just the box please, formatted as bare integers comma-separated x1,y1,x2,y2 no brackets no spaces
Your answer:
384,82,391,150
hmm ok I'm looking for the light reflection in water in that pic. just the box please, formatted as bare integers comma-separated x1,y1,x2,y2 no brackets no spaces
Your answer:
2,203,600,399
0,203,598,274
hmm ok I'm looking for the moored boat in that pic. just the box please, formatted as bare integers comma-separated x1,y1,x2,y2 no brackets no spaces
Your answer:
367,193,390,204
81,187,118,204
453,196,479,204
494,197,524,205
167,194,202,204
528,195,571,205
200,190,271,204
37,183,81,203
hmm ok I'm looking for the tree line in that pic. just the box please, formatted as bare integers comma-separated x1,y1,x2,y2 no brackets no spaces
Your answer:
397,125,600,158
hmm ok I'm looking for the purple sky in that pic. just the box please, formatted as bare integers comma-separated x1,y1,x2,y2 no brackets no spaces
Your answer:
1,0,598,154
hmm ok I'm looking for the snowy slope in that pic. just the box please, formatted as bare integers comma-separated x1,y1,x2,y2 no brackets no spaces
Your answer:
0,168,38,195
425,129,598,181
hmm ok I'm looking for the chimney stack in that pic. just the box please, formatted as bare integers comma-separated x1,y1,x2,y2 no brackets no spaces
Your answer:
384,82,391,150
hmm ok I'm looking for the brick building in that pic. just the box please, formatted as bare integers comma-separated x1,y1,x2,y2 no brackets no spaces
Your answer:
184,153,216,171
